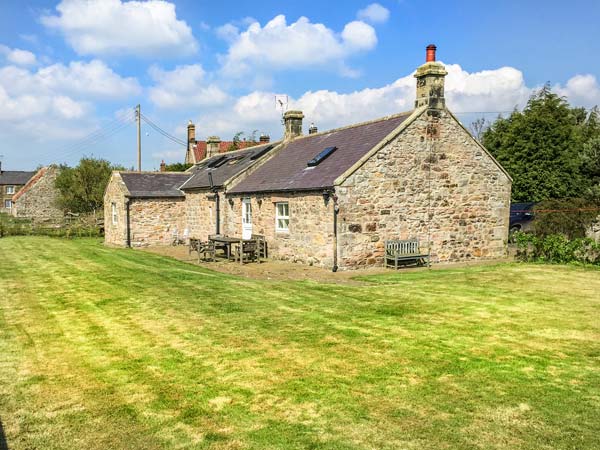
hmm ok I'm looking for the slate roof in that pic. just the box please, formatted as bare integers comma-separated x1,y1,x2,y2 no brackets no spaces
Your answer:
181,142,277,191
0,170,36,185
228,112,412,194
120,172,191,198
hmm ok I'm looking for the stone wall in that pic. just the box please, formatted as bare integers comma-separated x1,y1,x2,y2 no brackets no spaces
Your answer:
223,192,334,267
185,190,219,241
103,172,129,246
13,166,63,223
337,109,512,268
129,198,187,247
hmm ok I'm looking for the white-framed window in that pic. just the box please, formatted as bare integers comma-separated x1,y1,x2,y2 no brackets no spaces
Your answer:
111,202,118,224
6,185,15,194
275,202,289,232
4,200,12,210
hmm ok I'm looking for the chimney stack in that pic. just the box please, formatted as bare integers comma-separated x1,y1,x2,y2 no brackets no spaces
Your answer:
160,160,166,172
259,133,270,143
414,44,447,110
206,136,221,158
283,110,304,140
308,123,318,135
185,120,197,165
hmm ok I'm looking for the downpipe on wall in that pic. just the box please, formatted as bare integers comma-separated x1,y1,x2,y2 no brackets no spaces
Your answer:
125,198,131,248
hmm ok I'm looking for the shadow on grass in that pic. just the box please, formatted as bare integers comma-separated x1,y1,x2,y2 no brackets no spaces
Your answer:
0,418,8,450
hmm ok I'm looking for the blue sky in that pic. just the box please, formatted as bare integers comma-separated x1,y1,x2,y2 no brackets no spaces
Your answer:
0,0,599,170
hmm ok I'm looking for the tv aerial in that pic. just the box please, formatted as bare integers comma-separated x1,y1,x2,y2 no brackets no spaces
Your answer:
275,95,288,120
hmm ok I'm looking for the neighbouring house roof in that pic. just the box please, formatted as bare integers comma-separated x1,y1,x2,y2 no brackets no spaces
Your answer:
181,142,278,191
120,172,191,198
193,140,265,162
228,112,412,194
0,170,36,186
11,167,48,202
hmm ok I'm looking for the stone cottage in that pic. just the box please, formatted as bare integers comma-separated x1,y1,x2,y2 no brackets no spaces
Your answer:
0,165,35,214
104,171,191,247
11,165,63,223
224,45,512,269
180,141,277,241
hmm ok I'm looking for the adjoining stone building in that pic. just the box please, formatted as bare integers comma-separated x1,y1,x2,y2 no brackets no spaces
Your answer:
0,165,35,214
104,172,191,247
180,142,277,242
11,165,63,223
225,45,512,269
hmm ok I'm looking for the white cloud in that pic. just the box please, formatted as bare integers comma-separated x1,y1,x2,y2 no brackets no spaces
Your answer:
0,45,37,66
357,3,390,24
148,64,229,109
0,60,140,141
554,74,600,109
219,15,378,77
41,0,198,57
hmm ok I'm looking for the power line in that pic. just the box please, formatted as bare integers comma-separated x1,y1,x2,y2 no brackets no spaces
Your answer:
139,113,187,147
39,111,136,163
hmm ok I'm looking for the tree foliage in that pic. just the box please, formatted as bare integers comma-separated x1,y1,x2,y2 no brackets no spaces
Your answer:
55,157,123,214
163,162,192,172
482,86,600,202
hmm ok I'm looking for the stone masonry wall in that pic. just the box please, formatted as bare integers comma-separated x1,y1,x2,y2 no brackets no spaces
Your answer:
224,192,334,267
185,190,218,241
129,198,186,247
103,172,128,246
13,166,63,223
337,109,512,268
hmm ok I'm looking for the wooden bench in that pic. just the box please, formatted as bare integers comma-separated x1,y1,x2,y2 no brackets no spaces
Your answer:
251,234,268,260
189,238,216,262
385,239,430,269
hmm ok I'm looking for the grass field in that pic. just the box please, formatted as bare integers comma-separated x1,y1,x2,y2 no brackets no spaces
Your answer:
0,237,599,450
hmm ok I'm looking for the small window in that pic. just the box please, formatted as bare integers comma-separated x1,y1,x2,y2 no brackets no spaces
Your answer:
6,185,15,194
275,202,289,232
111,202,118,224
307,146,337,167
4,200,12,209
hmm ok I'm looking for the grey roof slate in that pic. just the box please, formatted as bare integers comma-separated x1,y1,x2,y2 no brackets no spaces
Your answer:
0,171,36,185
180,142,277,191
120,172,191,198
228,113,412,194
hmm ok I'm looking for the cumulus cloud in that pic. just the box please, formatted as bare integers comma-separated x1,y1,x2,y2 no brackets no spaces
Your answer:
357,3,390,24
219,15,377,77
0,60,140,140
0,45,37,66
148,64,229,109
41,0,198,57
192,64,600,142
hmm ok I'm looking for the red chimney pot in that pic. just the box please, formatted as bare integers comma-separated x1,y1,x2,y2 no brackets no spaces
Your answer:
426,44,436,62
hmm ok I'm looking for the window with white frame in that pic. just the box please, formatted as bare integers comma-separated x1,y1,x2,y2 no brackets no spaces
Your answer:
275,202,289,232
111,202,118,224
4,200,12,209
6,185,14,194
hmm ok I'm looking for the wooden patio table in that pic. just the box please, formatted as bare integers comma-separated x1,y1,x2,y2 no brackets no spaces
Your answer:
209,235,256,264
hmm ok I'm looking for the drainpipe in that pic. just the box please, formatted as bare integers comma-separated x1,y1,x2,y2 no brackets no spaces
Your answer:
215,191,220,235
125,199,131,248
332,190,339,272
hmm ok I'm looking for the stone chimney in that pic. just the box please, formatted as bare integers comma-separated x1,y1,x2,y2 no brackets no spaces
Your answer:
308,122,318,135
259,133,270,143
414,44,447,110
283,110,304,140
160,160,166,172
206,136,221,158
185,120,197,164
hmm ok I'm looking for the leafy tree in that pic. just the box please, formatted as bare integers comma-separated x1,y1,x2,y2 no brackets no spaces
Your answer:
163,162,192,172
482,85,596,202
55,157,123,214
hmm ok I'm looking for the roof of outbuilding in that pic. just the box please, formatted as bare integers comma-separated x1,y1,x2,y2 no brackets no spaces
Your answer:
228,112,412,194
192,139,265,162
0,170,36,185
120,172,191,198
180,142,278,191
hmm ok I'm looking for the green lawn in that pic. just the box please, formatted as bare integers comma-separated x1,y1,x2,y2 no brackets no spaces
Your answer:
0,237,599,450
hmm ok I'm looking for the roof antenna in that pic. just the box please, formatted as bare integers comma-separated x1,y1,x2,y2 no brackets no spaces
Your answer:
275,94,288,124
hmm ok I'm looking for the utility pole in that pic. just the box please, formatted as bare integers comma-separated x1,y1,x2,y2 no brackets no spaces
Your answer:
136,104,141,172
